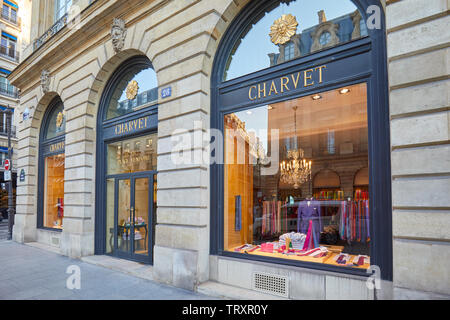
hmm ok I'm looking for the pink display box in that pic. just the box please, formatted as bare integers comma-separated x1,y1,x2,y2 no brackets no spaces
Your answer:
260,243,274,253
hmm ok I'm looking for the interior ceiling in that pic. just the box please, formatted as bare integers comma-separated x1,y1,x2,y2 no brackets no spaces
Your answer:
268,83,368,138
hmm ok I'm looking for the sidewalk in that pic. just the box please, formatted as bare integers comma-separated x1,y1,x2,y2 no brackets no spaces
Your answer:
0,241,217,300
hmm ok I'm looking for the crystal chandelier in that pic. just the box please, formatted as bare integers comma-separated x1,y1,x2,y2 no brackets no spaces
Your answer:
279,106,312,189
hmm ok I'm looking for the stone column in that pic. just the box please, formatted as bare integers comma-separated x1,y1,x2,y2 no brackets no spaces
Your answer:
387,0,450,298
60,96,95,258
13,102,40,243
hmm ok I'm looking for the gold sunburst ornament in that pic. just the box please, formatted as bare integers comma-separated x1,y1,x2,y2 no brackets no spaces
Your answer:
126,80,139,100
56,111,64,129
269,14,299,45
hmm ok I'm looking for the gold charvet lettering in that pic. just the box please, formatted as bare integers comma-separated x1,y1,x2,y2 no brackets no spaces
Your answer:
247,64,327,101
114,117,149,136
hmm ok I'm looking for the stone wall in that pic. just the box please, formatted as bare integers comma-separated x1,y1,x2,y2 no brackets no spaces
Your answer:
386,0,450,297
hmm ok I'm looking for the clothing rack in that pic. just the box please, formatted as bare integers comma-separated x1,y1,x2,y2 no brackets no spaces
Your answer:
261,200,286,236
339,200,370,243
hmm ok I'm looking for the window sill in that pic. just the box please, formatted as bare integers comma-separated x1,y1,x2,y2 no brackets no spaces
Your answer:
217,250,370,279
37,226,63,233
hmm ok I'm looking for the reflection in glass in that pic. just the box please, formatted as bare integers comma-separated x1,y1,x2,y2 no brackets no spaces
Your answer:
45,102,65,140
43,154,65,229
118,179,131,253
134,178,149,256
106,178,114,254
225,0,368,81
107,133,157,175
224,83,371,269
106,67,158,120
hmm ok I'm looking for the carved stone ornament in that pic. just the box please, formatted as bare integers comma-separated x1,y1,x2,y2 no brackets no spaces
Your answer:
40,70,51,93
269,14,299,45
111,18,127,53
126,80,139,100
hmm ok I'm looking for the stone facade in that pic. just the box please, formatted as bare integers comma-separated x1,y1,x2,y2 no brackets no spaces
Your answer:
386,0,450,298
7,0,450,299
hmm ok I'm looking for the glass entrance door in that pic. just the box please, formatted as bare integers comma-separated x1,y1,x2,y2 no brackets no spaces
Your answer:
110,174,156,264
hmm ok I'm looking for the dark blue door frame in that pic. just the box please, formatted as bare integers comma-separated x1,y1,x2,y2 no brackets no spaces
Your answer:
94,56,158,266
108,172,156,264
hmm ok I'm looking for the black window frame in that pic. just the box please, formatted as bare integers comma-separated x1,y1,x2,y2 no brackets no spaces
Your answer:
210,0,392,281
37,96,66,231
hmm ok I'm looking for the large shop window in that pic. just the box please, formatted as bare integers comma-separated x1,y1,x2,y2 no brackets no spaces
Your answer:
38,98,66,230
212,0,391,278
224,83,370,268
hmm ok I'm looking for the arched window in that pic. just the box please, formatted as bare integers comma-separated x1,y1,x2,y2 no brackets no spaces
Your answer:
211,0,392,280
224,0,368,81
38,97,66,230
95,56,158,265
105,66,158,120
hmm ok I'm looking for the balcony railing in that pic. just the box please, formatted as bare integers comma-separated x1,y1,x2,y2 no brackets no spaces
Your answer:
1,12,18,25
33,13,68,52
0,45,19,62
0,83,19,99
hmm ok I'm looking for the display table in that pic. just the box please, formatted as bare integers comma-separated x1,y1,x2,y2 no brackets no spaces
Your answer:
232,244,369,269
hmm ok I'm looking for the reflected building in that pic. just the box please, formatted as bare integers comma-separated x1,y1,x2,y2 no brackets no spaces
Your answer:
269,10,368,66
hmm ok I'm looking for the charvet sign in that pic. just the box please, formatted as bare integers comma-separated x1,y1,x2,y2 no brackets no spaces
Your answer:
218,49,371,109
103,114,157,140
248,65,327,101
114,116,149,135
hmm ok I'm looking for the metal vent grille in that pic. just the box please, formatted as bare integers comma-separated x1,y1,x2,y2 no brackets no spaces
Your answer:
252,272,288,298
51,237,60,246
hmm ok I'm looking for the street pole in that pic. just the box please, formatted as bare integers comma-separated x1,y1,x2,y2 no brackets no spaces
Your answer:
6,105,14,240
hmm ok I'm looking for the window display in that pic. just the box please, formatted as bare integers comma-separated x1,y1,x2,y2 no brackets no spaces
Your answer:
38,97,66,231
43,154,65,229
107,133,157,175
224,83,370,269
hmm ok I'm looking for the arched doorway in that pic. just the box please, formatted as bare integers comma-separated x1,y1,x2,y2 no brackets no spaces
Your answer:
95,56,158,264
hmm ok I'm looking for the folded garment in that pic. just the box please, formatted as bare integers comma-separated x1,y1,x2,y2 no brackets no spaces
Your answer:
234,244,253,252
279,232,306,242
279,232,306,249
334,253,350,264
352,255,370,266
297,246,328,257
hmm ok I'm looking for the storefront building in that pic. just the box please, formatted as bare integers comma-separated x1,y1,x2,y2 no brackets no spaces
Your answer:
8,0,450,299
